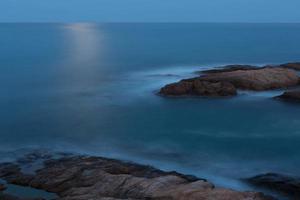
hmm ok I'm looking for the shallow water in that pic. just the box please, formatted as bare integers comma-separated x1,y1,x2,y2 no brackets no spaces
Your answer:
1,23,300,198
0,178,57,199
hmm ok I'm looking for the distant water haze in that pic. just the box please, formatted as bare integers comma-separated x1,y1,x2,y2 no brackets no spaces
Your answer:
1,23,300,197
1,0,300,22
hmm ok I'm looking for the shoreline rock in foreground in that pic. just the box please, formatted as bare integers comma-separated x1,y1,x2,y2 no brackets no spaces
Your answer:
0,152,273,200
159,63,300,97
247,173,300,198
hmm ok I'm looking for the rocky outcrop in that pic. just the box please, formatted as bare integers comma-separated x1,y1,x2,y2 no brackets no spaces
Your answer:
160,64,300,97
247,173,300,198
280,62,300,71
0,152,273,200
200,65,258,74
159,79,237,97
200,67,299,91
276,90,300,102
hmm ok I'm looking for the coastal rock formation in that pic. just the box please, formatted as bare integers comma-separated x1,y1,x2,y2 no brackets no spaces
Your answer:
200,67,299,91
0,152,273,200
159,79,237,96
275,90,300,102
200,65,258,74
247,173,300,198
160,65,300,97
280,62,300,71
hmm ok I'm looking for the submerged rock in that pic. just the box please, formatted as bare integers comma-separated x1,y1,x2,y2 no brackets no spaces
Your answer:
275,90,300,102
0,152,273,200
247,173,300,198
159,79,237,97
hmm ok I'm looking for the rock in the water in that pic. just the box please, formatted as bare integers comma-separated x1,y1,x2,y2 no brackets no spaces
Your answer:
280,62,300,71
0,183,6,191
247,173,300,198
200,67,299,91
200,64,258,74
0,152,272,200
160,66,299,97
276,90,300,102
159,79,237,97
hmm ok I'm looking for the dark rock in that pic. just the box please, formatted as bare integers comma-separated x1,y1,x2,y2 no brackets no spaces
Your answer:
159,79,237,97
200,64,258,74
0,152,272,200
280,62,300,71
0,183,6,191
276,90,300,102
0,163,20,177
247,173,300,198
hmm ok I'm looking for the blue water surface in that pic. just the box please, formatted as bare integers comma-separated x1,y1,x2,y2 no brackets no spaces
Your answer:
1,23,300,198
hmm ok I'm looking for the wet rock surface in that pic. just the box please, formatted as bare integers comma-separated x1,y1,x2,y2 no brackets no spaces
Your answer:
159,79,237,97
275,90,300,102
160,63,300,97
0,152,273,200
247,173,300,198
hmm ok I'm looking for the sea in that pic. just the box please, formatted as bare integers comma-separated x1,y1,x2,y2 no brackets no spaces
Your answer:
1,23,300,199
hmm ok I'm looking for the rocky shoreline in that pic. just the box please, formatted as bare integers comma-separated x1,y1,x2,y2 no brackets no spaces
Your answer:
159,62,300,102
246,173,300,199
0,151,277,200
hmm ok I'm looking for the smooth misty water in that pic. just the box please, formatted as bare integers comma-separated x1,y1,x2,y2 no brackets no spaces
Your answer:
0,178,57,200
1,23,300,197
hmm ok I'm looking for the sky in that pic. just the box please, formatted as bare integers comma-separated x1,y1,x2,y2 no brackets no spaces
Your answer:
0,0,300,23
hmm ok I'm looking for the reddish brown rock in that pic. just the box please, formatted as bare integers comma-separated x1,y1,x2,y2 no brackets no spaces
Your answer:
159,79,237,97
200,67,299,91
160,66,299,97
0,153,273,200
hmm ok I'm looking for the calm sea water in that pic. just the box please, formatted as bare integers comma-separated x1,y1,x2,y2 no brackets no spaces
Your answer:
1,23,300,197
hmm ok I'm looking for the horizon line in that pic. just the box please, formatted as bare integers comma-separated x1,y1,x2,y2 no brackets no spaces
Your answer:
1,21,300,24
